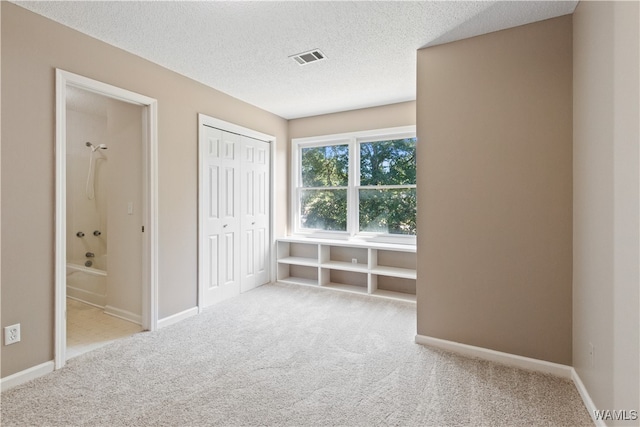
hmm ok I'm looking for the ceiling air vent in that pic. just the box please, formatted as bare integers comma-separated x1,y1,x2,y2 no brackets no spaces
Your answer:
290,49,327,66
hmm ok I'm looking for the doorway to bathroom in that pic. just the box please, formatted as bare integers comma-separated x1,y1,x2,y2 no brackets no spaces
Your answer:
55,70,158,369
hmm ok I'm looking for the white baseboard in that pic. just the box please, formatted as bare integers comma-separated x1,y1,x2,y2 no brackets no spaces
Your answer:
66,287,106,308
414,334,573,378
158,306,198,329
572,368,605,427
1,361,54,392
104,305,142,325
414,335,603,426
1,307,196,391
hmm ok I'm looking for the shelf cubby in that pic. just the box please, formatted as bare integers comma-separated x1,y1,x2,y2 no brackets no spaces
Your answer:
320,245,368,272
277,241,319,266
276,237,416,303
277,263,319,287
321,268,367,290
374,275,416,295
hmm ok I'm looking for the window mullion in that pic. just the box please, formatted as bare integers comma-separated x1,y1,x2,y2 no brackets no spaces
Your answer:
292,141,300,234
350,137,359,238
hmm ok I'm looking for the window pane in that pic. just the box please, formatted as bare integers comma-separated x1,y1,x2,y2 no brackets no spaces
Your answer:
301,145,349,187
300,189,347,231
359,188,416,235
360,138,416,186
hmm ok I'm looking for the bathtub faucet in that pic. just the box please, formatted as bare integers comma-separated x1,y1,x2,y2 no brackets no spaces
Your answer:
85,252,95,258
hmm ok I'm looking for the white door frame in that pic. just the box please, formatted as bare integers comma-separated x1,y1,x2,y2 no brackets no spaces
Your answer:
197,113,276,312
55,69,159,369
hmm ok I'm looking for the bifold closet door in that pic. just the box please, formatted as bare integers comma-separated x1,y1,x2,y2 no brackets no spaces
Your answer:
240,137,270,292
201,126,241,307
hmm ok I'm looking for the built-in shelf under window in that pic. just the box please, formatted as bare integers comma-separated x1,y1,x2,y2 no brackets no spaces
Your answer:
276,237,416,303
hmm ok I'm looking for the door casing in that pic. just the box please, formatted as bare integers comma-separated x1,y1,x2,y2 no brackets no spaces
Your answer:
55,69,159,369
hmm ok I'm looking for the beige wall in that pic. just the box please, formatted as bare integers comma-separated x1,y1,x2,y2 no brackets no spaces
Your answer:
0,2,3,376
573,1,639,421
288,101,415,140
105,98,144,318
0,2,288,377
416,16,573,364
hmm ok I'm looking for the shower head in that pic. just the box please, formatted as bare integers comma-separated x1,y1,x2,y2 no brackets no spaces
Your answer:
86,142,108,152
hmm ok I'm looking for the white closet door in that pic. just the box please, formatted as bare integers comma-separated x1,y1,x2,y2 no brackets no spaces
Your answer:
200,126,241,307
240,137,270,292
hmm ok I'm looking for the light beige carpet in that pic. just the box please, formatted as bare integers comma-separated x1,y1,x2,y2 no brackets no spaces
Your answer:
1,283,592,426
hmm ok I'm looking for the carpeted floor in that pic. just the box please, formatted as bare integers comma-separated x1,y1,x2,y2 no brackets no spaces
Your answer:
1,283,592,426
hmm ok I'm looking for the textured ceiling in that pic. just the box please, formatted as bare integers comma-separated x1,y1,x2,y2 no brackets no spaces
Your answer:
14,1,578,119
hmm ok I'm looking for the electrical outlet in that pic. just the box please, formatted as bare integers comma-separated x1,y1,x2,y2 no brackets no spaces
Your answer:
4,324,21,345
589,342,594,367
352,258,358,264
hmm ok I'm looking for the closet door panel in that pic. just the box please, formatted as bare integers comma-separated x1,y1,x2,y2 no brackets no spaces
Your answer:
200,126,241,307
241,137,270,291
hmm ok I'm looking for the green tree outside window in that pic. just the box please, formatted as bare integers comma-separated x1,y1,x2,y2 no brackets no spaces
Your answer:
296,135,416,237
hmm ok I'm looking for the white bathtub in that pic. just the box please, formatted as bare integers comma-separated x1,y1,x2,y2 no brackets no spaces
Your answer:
66,256,107,307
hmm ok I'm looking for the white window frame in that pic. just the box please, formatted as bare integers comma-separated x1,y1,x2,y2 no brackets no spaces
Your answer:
291,125,416,245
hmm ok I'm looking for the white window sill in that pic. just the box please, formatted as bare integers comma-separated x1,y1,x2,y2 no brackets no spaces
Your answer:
278,235,416,252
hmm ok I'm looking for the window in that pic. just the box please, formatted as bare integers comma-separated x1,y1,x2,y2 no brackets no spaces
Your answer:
292,126,416,243
358,138,416,235
300,144,349,231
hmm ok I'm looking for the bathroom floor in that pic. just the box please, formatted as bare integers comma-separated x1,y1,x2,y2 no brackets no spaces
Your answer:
66,298,143,360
